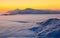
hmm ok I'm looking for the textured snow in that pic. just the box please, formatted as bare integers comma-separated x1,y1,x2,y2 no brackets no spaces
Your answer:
29,18,60,38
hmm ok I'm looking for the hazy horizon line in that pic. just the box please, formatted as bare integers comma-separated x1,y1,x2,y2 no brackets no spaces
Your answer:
0,8,60,13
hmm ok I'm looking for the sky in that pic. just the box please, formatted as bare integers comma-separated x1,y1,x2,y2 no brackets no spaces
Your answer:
0,0,60,12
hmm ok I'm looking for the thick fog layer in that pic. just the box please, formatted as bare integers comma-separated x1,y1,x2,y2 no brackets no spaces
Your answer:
0,14,60,38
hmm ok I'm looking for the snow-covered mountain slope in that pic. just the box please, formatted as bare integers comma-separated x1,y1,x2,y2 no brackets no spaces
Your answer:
29,18,60,38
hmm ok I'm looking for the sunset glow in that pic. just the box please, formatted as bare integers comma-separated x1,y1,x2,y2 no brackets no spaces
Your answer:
0,0,60,12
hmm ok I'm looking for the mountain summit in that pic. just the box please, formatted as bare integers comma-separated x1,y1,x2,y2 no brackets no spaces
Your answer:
7,9,21,14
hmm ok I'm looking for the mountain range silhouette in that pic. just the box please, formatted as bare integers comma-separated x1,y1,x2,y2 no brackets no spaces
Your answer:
2,8,60,15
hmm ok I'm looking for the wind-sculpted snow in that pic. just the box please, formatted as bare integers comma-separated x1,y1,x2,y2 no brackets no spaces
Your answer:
29,18,60,38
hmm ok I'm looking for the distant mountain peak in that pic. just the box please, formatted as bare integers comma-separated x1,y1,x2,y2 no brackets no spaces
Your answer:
14,8,20,11
24,8,33,10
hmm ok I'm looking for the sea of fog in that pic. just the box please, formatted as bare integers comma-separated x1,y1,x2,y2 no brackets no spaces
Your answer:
0,14,60,38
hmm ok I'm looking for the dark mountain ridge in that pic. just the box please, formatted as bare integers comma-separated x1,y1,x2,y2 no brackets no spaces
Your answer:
2,8,60,15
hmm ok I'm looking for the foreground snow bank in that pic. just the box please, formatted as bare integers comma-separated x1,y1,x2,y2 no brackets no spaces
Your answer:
29,18,60,38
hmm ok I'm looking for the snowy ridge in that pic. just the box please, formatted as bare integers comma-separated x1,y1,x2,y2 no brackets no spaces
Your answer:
29,18,60,38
